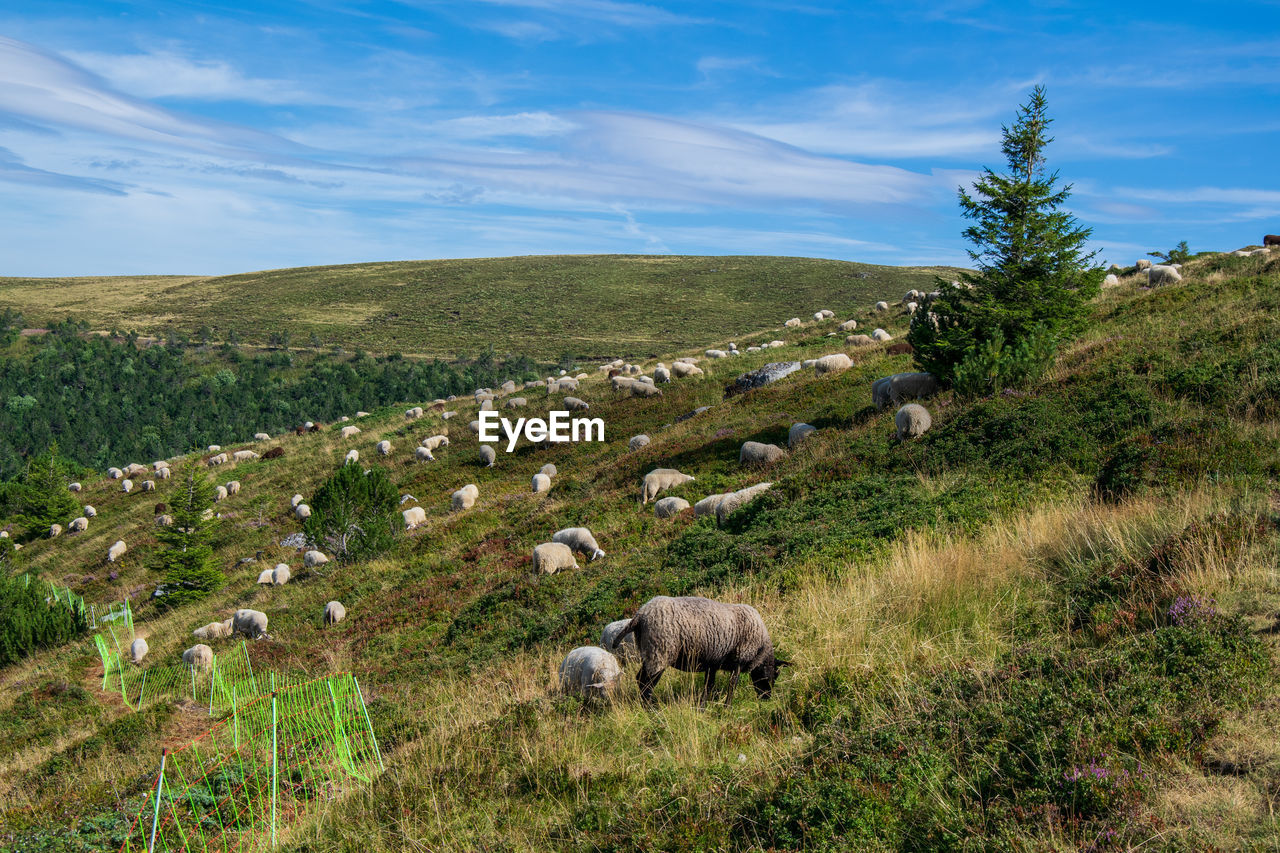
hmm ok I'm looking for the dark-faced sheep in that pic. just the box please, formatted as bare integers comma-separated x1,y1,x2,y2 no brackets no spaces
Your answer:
615,595,789,705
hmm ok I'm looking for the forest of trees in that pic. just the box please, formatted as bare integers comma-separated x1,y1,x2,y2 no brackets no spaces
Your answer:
0,316,541,480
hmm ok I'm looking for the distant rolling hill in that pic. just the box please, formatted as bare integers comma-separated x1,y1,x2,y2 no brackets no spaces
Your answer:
0,255,965,360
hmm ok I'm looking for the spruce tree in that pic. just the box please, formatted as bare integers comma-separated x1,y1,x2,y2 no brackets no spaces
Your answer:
19,442,80,538
302,462,399,564
151,466,224,607
909,86,1102,390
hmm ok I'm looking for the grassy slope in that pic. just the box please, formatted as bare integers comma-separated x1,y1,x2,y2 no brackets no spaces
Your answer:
2,249,1280,850
0,256,963,359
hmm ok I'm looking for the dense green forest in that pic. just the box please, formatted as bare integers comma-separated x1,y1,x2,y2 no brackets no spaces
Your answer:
0,315,539,479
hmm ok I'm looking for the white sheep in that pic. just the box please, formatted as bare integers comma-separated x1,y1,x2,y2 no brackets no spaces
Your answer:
875,301,889,312
694,493,728,517
291,493,304,508
784,318,802,328
788,423,816,447
531,472,551,494
600,620,639,663
540,463,558,477
193,620,233,641
83,505,96,517
121,479,133,494
872,329,893,342
48,524,62,538
553,527,605,561
814,353,853,376
107,467,123,480
559,646,622,700
156,467,171,480
345,449,359,465
69,516,88,533
141,480,155,492
641,468,696,504
207,445,221,453
207,453,228,466
304,550,329,567
533,542,578,574
107,540,127,562
629,434,651,451
1147,265,1182,287
631,383,663,399
130,638,148,664
452,484,479,511
405,406,424,419
1103,273,1120,287
655,366,671,383
422,435,450,451
376,440,392,456
404,506,426,529
670,362,703,378
479,445,496,467
838,319,858,332
214,485,228,502
295,503,311,520
716,482,773,526
156,514,174,527
257,568,275,585
226,480,241,496
233,450,259,462
468,420,481,434
895,403,932,440
272,564,291,585
563,397,590,411
68,482,81,493
1135,259,1152,271
705,349,728,359
505,397,527,409
324,601,346,625
415,446,435,463
654,496,690,518
254,432,271,441
846,334,874,347
232,609,270,639
740,441,785,466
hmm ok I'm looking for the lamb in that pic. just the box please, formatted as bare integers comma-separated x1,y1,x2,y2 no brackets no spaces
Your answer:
403,506,426,529
452,484,479,511
291,494,304,508
641,468,696,504
693,493,728,517
233,450,259,462
532,542,578,574
788,423,816,447
193,620,233,641
872,329,893,342
83,505,96,517
895,403,932,440
324,601,346,625
670,362,703,378
107,540,127,562
1147,265,1183,287
552,527,605,561
375,440,392,456
629,434,651,451
272,564,291,585
540,463,557,477
415,446,435,463
345,449,359,465
48,524,62,538
254,432,271,441
846,334,874,347
295,503,312,520
631,383,663,398
121,479,133,494
784,318,803,328
563,397,590,411
654,496,690,518
558,646,623,700
226,480,241,496
69,516,88,533
739,441,785,466
532,473,552,494
478,445,496,467
716,482,773,525
814,353,853,376
257,568,275,584
421,435,450,451
304,550,329,567
613,596,788,705
232,609,270,639
130,638,148,664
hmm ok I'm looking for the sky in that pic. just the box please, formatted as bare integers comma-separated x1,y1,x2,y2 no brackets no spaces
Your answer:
0,0,1277,276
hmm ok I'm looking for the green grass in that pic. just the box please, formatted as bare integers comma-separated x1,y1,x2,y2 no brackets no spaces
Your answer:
2,248,1280,850
0,255,963,359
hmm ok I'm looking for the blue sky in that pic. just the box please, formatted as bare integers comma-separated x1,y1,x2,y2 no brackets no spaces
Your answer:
0,0,1277,276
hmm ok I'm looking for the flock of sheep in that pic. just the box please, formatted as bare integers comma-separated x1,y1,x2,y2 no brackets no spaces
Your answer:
48,247,1233,700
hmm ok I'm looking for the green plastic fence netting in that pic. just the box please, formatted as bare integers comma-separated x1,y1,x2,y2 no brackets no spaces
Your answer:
118,673,382,852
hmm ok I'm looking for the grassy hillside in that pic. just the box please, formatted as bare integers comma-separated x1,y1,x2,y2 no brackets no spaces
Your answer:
3,248,1280,851
0,256,963,359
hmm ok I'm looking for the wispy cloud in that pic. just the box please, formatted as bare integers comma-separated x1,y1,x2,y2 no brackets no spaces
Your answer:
469,0,704,28
0,146,129,195
64,50,315,104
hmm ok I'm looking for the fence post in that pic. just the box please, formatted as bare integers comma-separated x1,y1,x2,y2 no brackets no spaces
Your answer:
352,676,384,772
271,690,278,848
148,748,167,853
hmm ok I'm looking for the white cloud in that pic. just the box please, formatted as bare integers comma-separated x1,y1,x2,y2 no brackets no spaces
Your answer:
65,50,314,104
468,0,703,28
432,111,579,139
